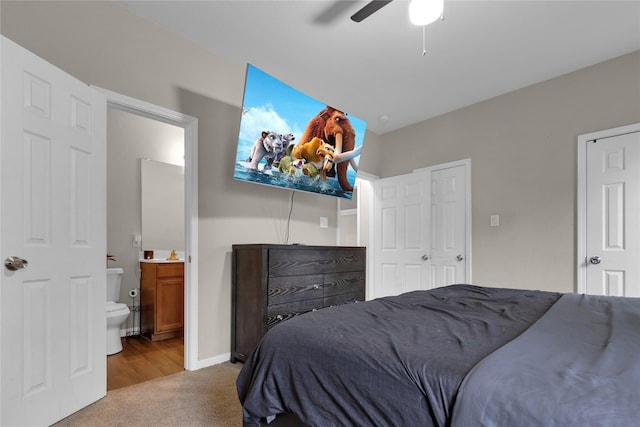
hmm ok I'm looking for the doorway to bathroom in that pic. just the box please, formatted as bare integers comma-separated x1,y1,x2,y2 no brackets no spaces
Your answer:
101,87,199,388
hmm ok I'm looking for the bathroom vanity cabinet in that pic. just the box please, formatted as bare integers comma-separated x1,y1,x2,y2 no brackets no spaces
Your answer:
140,261,184,341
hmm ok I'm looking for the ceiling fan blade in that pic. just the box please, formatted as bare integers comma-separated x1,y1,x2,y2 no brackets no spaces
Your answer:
350,0,394,22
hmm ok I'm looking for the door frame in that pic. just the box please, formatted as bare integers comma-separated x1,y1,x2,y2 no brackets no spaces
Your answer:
94,87,199,371
577,122,640,294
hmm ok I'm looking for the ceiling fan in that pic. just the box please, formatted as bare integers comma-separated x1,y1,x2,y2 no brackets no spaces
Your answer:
351,0,444,26
350,0,393,23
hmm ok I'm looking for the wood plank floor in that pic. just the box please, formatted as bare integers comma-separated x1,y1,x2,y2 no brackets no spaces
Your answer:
107,335,184,391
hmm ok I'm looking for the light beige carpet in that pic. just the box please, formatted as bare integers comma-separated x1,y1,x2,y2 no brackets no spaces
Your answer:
55,362,244,427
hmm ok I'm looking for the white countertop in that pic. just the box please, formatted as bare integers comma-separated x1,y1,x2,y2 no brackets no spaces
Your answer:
139,249,185,263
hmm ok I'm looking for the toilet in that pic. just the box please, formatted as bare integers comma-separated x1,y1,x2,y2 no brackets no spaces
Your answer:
106,267,131,355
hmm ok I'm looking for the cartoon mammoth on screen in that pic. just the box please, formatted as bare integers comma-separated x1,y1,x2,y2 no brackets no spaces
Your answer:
293,106,362,192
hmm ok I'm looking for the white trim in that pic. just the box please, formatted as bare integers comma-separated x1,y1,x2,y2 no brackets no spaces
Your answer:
354,174,377,299
336,172,380,246
356,182,361,245
93,86,200,371
413,158,470,174
340,208,358,216
576,122,640,294
336,198,341,245
356,171,379,181
195,352,233,370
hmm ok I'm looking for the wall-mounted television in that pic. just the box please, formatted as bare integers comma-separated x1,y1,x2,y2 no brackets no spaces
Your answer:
234,64,367,200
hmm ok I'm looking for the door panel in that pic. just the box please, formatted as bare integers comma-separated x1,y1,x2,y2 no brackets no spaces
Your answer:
430,165,467,287
585,131,640,297
1,36,106,426
373,171,430,298
157,278,184,332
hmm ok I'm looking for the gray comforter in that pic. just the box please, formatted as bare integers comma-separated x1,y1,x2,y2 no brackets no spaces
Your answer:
237,284,561,427
451,292,640,426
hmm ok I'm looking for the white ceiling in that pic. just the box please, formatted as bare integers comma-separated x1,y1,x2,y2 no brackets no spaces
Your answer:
115,1,640,134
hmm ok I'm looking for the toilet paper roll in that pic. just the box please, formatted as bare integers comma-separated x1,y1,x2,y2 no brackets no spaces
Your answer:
129,289,139,299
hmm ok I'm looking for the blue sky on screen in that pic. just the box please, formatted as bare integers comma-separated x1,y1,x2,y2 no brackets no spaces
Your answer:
237,64,367,162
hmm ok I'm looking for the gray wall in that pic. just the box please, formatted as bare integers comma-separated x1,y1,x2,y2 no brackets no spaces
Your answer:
1,1,382,361
2,1,638,361
376,51,640,292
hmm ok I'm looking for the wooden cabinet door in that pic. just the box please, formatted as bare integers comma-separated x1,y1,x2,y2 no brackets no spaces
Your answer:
156,277,184,333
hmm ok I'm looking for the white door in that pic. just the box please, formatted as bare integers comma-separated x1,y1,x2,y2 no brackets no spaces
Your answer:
430,165,467,287
584,130,640,297
373,170,431,298
1,36,107,425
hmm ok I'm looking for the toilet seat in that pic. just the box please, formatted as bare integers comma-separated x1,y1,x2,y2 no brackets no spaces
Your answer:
107,301,129,315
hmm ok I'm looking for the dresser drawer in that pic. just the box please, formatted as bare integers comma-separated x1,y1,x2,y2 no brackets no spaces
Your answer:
268,274,324,305
324,291,365,308
323,271,366,298
268,247,365,276
267,298,324,328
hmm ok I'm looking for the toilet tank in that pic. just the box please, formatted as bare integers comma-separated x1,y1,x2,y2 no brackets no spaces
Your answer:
106,267,123,302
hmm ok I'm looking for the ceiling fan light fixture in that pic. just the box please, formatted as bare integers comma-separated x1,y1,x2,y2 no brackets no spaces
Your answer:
409,0,444,26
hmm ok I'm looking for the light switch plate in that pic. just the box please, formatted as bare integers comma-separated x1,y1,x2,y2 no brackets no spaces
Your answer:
490,215,500,227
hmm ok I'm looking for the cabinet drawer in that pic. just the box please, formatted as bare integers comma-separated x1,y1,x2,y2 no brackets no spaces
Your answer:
267,298,324,328
231,244,365,364
325,291,365,308
268,248,365,276
323,271,366,298
156,263,184,278
268,274,324,305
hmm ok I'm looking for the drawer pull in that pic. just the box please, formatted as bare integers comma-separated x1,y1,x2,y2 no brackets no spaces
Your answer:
313,284,320,290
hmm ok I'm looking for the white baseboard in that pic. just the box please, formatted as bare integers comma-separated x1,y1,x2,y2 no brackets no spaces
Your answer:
192,353,232,370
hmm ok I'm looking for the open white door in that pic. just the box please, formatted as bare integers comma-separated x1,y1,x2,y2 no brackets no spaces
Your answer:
579,126,640,297
1,36,107,425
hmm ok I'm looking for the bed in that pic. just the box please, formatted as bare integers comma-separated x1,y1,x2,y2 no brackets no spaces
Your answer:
236,284,640,426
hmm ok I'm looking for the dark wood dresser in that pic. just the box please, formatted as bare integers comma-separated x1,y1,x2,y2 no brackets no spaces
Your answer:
231,244,366,363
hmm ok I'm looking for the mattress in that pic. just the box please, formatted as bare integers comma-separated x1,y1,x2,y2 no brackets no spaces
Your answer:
237,284,562,426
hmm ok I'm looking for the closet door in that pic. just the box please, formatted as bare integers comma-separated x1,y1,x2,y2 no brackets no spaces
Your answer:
430,164,468,287
372,161,470,299
584,130,640,297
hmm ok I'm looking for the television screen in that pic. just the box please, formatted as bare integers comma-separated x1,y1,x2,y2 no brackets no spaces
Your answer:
234,64,367,200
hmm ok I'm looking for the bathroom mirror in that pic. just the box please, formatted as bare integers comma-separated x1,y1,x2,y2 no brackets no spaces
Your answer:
141,159,184,252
